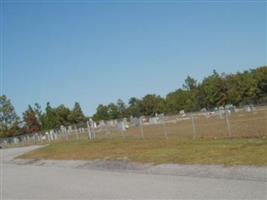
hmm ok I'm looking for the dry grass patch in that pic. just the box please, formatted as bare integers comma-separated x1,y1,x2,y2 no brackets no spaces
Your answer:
19,137,267,166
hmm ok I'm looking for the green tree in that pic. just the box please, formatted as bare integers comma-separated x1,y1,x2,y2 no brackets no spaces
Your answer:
55,105,72,126
183,76,200,111
117,99,127,118
68,102,86,124
237,70,258,105
42,102,59,130
140,94,165,116
254,66,267,103
183,76,197,91
199,70,228,108
107,103,119,119
225,74,243,105
0,95,20,137
93,104,110,121
166,89,197,113
127,97,141,117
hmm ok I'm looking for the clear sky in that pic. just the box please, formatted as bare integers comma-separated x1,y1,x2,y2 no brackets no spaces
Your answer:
1,0,266,116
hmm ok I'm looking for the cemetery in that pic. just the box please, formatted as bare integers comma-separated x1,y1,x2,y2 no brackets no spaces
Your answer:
1,102,267,166
1,105,266,148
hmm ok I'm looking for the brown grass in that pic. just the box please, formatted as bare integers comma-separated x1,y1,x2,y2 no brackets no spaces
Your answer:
120,109,267,140
19,137,267,166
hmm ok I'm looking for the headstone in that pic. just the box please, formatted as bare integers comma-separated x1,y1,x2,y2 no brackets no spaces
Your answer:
117,121,126,132
225,104,236,113
122,118,129,129
68,126,73,134
99,120,106,127
130,117,139,126
49,130,54,141
149,117,159,125
180,110,185,115
42,135,46,141
107,120,114,127
201,108,207,112
87,120,96,140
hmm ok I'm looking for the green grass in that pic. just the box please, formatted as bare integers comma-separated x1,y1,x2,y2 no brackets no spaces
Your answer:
19,137,267,166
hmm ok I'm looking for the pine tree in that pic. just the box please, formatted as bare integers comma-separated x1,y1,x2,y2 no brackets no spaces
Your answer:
68,102,86,124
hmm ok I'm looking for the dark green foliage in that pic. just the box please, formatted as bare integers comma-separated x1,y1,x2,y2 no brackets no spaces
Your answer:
25,102,87,132
117,99,127,118
127,97,141,117
41,102,59,130
166,89,197,113
93,99,128,121
139,94,166,116
254,67,267,103
68,102,86,124
199,71,228,108
56,105,72,126
93,104,110,121
107,103,120,120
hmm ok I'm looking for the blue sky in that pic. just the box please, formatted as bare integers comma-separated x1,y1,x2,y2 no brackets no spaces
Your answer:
1,1,266,116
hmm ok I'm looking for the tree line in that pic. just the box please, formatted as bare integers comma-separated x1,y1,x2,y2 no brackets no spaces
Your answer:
0,66,266,137
93,66,267,120
0,99,86,137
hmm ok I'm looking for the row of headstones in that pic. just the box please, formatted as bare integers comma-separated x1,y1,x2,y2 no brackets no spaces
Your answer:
129,115,165,126
0,133,44,146
0,116,169,146
0,125,89,146
202,105,256,119
98,115,166,131
97,118,128,131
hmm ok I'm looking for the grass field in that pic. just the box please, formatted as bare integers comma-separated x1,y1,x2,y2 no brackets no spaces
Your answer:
15,109,267,166
19,137,267,166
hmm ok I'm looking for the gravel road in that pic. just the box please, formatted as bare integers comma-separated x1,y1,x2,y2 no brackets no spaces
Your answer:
1,146,266,200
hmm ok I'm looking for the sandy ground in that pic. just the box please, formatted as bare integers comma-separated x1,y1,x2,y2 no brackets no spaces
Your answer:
1,145,267,199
